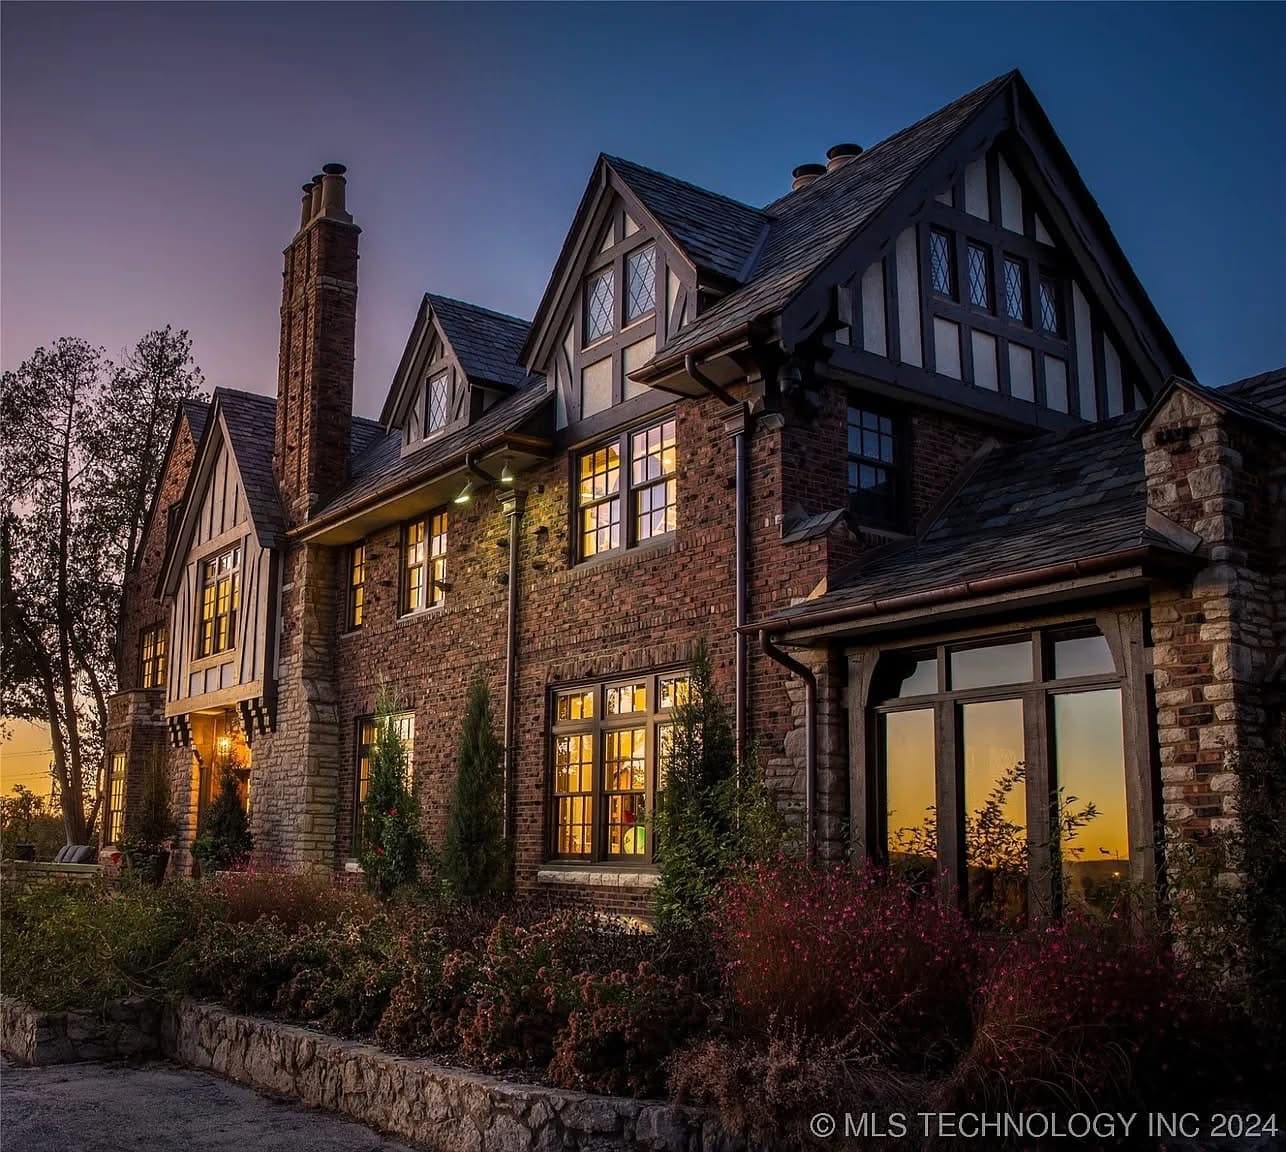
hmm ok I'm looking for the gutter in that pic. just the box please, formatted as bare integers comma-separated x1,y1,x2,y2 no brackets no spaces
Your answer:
498,489,525,847
754,543,1201,637
684,353,752,767
759,630,816,860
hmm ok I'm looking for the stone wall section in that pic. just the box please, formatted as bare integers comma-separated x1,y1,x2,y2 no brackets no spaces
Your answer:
0,995,162,1065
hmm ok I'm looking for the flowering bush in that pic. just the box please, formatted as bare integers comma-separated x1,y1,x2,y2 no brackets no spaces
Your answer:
205,870,378,930
715,858,974,1070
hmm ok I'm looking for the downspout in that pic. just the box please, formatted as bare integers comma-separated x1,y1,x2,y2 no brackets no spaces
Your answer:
684,353,750,765
499,489,525,845
760,630,817,860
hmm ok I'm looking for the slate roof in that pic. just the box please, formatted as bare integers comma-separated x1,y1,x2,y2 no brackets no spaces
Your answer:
1218,366,1286,430
308,380,553,528
215,389,288,547
604,156,771,283
638,72,1013,371
180,398,209,443
427,295,539,393
764,413,1176,629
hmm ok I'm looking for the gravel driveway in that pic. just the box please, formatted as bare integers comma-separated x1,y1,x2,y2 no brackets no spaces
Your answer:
0,1059,418,1151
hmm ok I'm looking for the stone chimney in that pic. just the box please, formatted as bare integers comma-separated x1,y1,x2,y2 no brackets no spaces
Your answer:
274,163,359,525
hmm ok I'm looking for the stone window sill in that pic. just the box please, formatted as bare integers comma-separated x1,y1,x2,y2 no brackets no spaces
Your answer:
537,866,659,890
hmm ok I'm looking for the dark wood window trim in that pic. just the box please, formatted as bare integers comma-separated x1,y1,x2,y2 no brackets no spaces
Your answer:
850,614,1153,922
400,511,448,617
547,669,688,866
106,751,126,843
572,412,677,563
140,624,166,690
346,542,366,631
196,544,241,658
352,710,415,856
846,396,905,530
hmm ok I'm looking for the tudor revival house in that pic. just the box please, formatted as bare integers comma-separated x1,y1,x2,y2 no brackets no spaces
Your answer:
106,72,1285,919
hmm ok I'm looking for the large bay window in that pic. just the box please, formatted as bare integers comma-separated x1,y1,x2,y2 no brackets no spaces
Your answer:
549,670,688,864
871,626,1131,923
575,416,676,560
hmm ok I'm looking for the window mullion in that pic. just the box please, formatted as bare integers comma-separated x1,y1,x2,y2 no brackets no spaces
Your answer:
1023,686,1054,922
934,699,964,908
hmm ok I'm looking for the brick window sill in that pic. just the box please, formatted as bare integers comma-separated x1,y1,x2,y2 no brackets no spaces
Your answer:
537,866,659,890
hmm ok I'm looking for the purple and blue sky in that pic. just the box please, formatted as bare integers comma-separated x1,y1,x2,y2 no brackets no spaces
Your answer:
3,1,1284,424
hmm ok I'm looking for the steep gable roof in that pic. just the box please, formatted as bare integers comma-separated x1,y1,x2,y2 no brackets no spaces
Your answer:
602,155,771,284
1223,364,1286,423
215,389,287,547
426,295,539,393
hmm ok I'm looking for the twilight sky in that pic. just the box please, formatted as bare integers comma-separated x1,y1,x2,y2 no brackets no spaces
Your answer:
3,2,1284,425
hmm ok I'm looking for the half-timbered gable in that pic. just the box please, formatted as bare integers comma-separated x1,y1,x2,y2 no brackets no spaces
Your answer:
159,389,284,744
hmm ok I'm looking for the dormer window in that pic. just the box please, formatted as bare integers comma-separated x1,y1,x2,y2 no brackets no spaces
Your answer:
625,244,657,323
426,371,450,435
584,268,615,345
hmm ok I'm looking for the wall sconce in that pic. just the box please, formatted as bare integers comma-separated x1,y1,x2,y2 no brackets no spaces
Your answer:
453,478,474,504
499,460,515,485
216,735,231,757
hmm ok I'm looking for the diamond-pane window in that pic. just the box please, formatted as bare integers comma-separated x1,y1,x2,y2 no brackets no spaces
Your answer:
427,371,450,434
967,243,992,310
929,230,954,298
1003,257,1028,324
584,268,614,344
625,244,656,323
1039,275,1063,336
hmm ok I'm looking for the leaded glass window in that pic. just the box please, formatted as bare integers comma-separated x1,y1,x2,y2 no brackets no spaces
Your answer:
929,229,954,298
1003,256,1028,324
1039,274,1063,336
426,371,450,434
584,268,614,344
847,403,899,526
967,243,992,310
630,418,676,542
625,244,656,323
549,670,689,863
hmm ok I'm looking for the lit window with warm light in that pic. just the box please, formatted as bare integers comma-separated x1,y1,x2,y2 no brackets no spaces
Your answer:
197,545,240,657
402,512,447,614
140,624,166,689
347,543,365,630
354,710,415,853
576,416,677,561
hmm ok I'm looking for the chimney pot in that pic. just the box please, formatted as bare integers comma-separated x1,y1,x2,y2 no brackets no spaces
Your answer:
309,176,325,220
319,163,350,221
791,163,826,192
825,143,864,171
300,183,315,229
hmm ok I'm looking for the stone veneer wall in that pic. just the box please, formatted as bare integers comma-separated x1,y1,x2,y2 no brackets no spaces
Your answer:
165,1000,733,1152
0,996,162,1065
1144,387,1283,850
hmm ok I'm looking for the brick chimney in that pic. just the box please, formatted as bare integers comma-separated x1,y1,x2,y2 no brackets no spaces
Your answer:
274,163,359,525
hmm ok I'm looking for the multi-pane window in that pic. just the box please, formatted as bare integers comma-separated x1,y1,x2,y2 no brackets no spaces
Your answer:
197,545,240,657
576,416,678,560
966,243,992,310
630,419,676,542
1002,256,1028,324
347,543,365,630
624,244,657,323
427,372,450,435
584,268,615,344
1038,274,1063,336
403,512,448,614
106,752,126,843
873,627,1129,924
847,404,899,526
549,671,688,863
140,625,166,689
929,229,954,298
353,711,415,853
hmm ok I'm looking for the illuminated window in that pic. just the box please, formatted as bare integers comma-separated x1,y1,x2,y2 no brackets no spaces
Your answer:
402,512,448,614
197,545,240,657
354,711,415,853
549,670,688,863
140,624,166,689
347,543,365,630
872,627,1130,923
106,752,126,843
847,403,899,526
584,267,614,344
577,416,678,561
427,371,450,434
624,244,656,323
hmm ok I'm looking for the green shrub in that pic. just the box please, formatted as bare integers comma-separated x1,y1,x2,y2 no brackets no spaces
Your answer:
359,689,425,898
191,769,253,874
652,644,785,935
441,671,509,902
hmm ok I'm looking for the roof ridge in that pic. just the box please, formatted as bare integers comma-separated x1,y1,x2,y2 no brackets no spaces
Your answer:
426,293,531,329
602,153,773,220
213,385,276,407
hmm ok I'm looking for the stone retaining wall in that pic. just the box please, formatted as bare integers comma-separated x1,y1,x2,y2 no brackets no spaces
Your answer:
163,999,735,1152
0,860,103,890
0,995,162,1065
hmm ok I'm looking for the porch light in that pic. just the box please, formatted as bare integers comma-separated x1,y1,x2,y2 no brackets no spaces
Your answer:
499,460,515,485
453,478,474,504
216,735,231,756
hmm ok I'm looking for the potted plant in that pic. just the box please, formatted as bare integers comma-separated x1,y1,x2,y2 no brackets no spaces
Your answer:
120,751,175,884
191,768,254,875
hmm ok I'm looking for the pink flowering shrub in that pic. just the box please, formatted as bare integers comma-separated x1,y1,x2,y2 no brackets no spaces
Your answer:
715,858,975,1070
